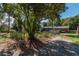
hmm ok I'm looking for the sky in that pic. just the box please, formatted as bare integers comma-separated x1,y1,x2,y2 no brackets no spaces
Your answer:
61,3,79,19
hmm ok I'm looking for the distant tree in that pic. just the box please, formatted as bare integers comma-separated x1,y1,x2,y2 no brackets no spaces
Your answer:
62,15,79,30
53,18,62,26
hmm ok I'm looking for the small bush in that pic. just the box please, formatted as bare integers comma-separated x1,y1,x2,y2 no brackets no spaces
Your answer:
10,32,24,41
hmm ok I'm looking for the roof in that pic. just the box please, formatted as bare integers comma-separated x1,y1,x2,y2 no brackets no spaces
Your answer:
53,26,69,29
42,26,69,29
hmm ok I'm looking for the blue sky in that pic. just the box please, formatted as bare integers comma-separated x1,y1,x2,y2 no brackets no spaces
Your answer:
61,3,79,19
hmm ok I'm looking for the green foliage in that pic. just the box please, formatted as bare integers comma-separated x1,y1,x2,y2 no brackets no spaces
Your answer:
62,15,79,30
53,19,62,26
1,3,67,40
66,35,79,44
0,25,9,33
10,32,24,41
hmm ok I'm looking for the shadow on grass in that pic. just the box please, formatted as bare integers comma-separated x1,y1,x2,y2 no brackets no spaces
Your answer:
0,40,79,56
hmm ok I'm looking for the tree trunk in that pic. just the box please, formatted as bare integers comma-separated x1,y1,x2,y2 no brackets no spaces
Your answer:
28,32,44,50
76,26,79,35
8,14,10,33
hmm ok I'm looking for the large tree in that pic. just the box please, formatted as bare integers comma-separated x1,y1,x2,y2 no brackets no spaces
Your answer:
2,3,67,50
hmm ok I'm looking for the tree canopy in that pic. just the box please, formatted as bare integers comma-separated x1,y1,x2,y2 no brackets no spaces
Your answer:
0,3,67,50
61,15,79,30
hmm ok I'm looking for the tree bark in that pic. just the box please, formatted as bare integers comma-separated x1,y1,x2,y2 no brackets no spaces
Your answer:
76,26,79,35
8,14,10,33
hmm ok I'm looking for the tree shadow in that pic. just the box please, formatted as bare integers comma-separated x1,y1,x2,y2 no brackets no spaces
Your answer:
19,40,79,56
36,40,79,56
0,40,79,56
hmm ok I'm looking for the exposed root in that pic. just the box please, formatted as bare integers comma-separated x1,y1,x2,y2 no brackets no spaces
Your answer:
27,37,45,51
9,37,46,55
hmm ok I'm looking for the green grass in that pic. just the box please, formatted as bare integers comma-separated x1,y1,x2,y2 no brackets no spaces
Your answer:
61,30,76,35
61,30,79,44
66,35,79,44
60,30,79,44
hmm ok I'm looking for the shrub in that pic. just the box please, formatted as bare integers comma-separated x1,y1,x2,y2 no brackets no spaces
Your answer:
0,25,9,33
10,32,24,41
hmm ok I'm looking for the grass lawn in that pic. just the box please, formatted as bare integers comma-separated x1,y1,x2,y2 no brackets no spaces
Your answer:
60,30,79,44
65,34,79,44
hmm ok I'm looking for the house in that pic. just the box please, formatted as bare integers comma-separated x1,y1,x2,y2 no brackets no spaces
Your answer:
0,13,14,28
41,26,69,33
53,26,69,33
